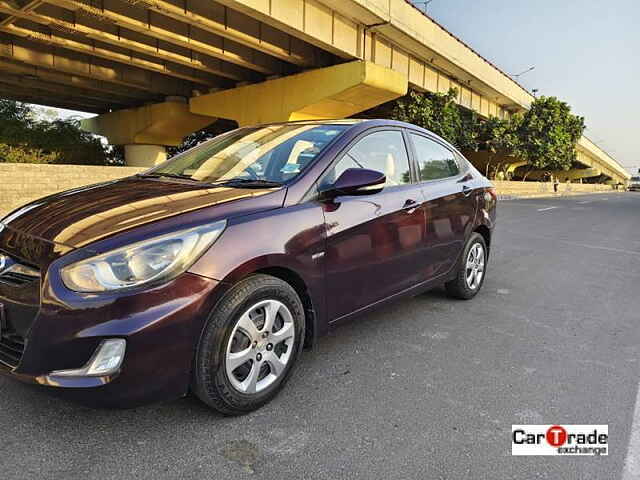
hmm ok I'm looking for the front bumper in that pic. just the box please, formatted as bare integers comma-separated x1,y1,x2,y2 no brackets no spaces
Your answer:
0,272,227,408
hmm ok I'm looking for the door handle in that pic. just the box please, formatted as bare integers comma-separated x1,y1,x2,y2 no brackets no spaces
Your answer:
401,199,419,213
462,185,473,197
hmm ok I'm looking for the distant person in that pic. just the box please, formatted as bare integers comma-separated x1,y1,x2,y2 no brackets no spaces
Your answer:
553,177,559,193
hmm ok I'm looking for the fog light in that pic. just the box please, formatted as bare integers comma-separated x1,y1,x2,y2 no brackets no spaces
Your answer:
51,339,126,377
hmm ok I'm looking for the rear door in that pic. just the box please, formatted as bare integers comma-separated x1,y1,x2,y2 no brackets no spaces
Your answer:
320,128,427,321
407,132,477,280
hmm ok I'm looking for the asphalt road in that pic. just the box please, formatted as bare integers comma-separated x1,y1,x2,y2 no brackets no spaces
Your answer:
2,192,640,479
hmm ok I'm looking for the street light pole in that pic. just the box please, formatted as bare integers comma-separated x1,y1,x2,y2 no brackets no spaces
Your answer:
513,66,535,78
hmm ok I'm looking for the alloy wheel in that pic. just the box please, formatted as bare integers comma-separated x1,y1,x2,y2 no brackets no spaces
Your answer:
465,243,485,290
225,299,295,394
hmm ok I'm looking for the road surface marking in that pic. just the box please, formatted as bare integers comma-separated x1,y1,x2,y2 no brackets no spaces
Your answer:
577,201,592,204
623,382,640,479
537,206,559,212
505,202,561,208
504,230,640,257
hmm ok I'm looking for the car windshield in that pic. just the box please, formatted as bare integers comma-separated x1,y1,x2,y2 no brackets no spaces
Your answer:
146,124,348,185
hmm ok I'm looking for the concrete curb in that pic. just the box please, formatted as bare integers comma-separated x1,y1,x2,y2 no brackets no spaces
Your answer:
498,190,615,201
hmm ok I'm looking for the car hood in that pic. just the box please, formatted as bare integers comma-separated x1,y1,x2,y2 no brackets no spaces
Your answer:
1,177,284,251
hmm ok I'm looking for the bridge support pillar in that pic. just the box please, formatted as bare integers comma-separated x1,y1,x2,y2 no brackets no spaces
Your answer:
527,168,602,182
81,98,215,167
123,145,167,168
505,160,528,178
561,168,602,181
190,60,408,126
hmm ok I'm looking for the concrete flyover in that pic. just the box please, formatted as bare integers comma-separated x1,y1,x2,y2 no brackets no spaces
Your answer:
0,0,630,183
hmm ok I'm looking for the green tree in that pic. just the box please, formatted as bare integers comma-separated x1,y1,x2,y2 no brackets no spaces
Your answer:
0,144,60,164
0,100,116,165
510,96,585,171
0,101,35,144
476,116,518,155
392,89,479,150
390,90,585,180
474,115,521,178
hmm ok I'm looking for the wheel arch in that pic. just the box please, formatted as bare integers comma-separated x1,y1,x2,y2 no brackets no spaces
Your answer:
473,224,491,250
251,266,316,348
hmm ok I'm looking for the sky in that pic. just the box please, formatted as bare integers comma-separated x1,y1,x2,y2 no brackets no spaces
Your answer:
43,1,638,174
46,107,93,120
412,0,639,174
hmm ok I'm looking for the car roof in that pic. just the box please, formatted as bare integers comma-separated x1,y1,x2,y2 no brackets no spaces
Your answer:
249,118,427,131
240,118,456,151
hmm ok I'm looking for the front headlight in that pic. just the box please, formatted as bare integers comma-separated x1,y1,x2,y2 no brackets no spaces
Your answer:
61,220,226,293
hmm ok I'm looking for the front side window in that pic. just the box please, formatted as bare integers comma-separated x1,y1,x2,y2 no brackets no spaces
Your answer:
322,130,411,189
410,133,460,181
149,124,348,184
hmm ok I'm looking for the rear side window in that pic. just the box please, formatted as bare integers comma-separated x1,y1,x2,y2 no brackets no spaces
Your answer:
322,130,411,188
410,133,460,181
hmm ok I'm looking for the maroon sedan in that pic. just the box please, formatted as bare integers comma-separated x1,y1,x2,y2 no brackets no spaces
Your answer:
0,119,496,414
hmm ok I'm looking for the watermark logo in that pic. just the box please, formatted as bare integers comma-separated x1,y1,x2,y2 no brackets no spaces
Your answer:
512,425,608,456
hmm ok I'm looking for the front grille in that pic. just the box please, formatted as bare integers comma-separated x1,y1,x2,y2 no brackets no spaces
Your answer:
0,271,38,287
0,332,25,369
0,253,40,287
0,252,41,369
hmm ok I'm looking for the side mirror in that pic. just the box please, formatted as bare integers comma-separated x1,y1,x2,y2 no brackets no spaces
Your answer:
324,168,386,197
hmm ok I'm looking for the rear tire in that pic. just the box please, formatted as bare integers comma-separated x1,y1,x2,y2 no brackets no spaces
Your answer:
193,274,305,415
445,233,488,300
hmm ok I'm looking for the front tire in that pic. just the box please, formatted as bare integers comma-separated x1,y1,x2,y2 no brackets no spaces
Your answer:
445,233,488,300
193,274,305,415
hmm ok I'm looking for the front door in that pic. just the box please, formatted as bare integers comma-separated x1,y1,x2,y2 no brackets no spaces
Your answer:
320,129,427,321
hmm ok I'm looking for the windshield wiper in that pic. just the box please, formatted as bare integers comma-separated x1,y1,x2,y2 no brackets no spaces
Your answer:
138,173,282,188
216,179,283,188
137,172,200,182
